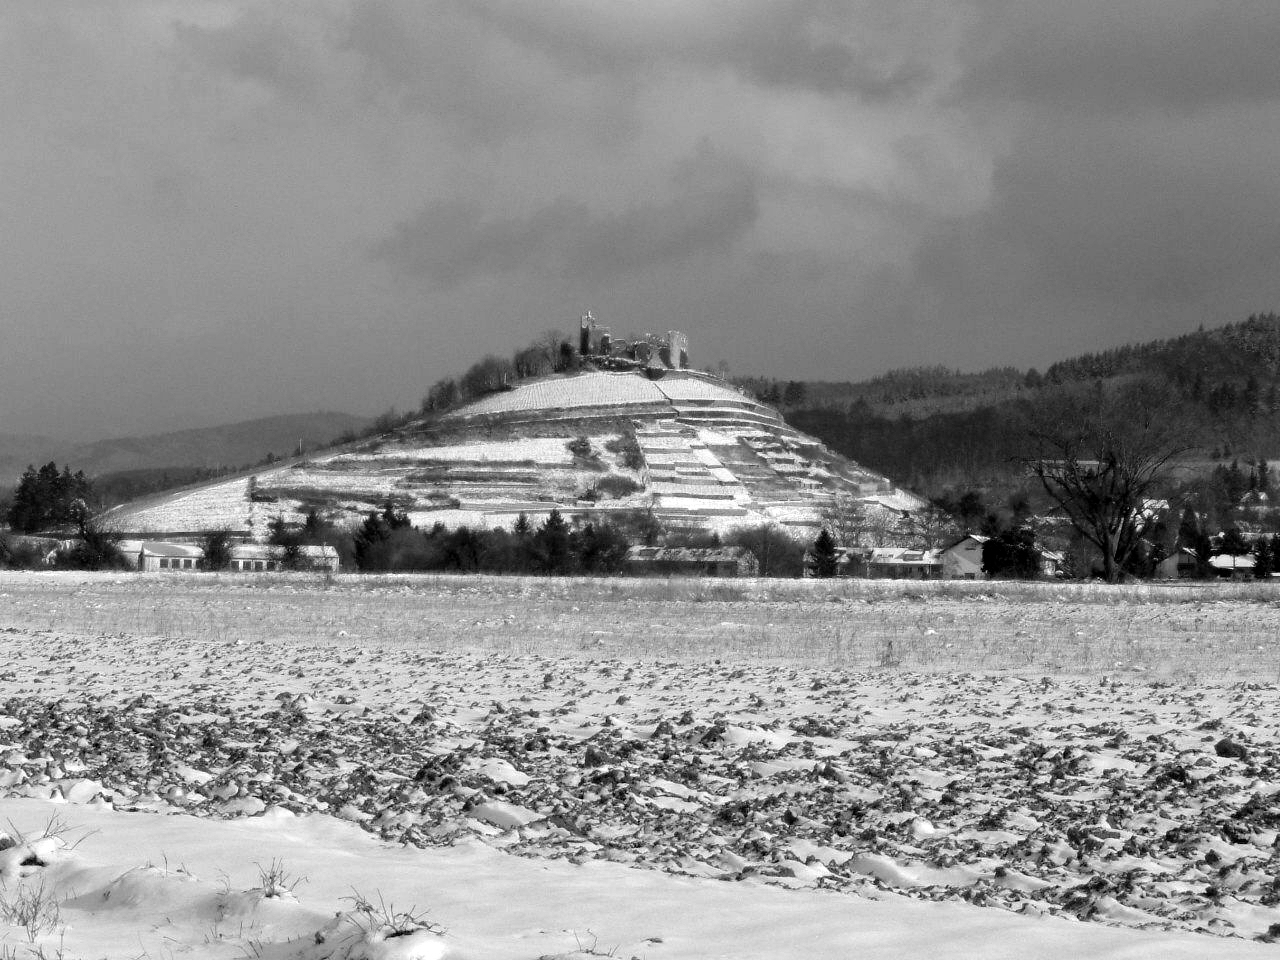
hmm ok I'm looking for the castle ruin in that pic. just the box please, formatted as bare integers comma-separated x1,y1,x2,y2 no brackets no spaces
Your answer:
579,312,689,370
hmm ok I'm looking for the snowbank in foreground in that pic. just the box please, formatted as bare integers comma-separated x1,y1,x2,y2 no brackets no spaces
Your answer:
1,797,1270,960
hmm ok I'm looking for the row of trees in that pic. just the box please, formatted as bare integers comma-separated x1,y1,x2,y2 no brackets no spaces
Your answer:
5,463,93,533
344,507,632,575
249,503,811,577
420,331,580,416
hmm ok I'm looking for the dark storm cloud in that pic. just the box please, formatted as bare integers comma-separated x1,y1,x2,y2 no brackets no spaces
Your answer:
962,0,1280,114
918,114,1280,307
6,0,1280,443
373,176,759,286
898,0,1280,368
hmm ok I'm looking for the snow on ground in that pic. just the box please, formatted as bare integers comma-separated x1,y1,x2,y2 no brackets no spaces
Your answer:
2,796,1270,960
3,574,1280,956
651,376,759,404
326,438,580,467
105,376,908,540
445,373,669,418
107,477,255,533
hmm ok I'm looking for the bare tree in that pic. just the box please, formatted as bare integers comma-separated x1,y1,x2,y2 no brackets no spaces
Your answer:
908,503,959,550
820,494,869,548
1025,383,1189,583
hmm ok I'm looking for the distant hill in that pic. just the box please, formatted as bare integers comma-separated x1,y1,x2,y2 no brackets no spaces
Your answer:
0,412,372,488
750,313,1280,492
0,433,58,486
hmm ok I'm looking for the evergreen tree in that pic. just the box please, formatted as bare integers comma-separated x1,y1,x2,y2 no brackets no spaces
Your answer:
980,529,1042,579
510,512,535,572
1219,527,1251,556
4,462,92,533
380,501,411,530
1244,375,1262,416
353,510,392,571
268,516,304,569
1254,537,1274,579
513,512,532,539
811,529,839,577
574,522,629,573
201,529,234,571
533,509,573,574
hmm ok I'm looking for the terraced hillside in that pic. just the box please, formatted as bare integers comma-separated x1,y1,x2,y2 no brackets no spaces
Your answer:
107,370,919,538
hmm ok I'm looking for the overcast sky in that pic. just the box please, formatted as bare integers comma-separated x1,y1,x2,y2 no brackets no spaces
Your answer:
4,1,1280,440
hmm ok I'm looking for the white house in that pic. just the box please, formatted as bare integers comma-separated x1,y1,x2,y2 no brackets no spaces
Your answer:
940,533,1063,580
1209,553,1255,579
1154,546,1200,579
940,534,989,580
137,541,204,572
865,547,942,579
228,543,340,573
119,540,340,572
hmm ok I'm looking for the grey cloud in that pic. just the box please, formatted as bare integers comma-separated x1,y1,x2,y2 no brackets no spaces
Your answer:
177,9,330,103
910,108,1280,367
373,176,759,286
719,1,938,100
962,0,1280,115
468,0,943,102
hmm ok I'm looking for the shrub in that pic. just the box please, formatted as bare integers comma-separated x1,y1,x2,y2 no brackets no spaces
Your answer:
0,534,44,570
55,518,127,571
604,432,644,470
727,525,806,577
201,529,234,571
566,435,597,461
981,528,1042,579
591,475,642,500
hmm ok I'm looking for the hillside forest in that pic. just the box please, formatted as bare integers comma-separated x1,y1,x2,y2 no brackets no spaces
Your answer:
738,314,1280,534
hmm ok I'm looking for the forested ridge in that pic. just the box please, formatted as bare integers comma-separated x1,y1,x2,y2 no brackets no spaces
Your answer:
755,314,1280,492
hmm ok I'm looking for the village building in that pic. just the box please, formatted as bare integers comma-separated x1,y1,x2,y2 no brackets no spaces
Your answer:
113,540,340,572
865,547,943,580
136,541,204,572
940,534,989,580
228,543,340,572
1154,546,1200,579
625,545,757,578
1209,553,1256,579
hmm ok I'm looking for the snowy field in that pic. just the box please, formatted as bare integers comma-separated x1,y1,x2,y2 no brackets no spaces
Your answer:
2,574,1280,958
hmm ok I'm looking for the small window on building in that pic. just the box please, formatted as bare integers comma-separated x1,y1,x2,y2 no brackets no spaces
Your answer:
158,558,168,569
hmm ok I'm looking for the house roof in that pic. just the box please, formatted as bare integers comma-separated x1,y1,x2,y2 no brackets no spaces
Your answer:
1210,553,1255,570
942,534,989,552
230,544,338,560
138,541,204,558
867,547,941,566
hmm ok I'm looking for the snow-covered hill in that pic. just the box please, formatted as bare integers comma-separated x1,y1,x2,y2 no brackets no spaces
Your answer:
106,370,919,539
